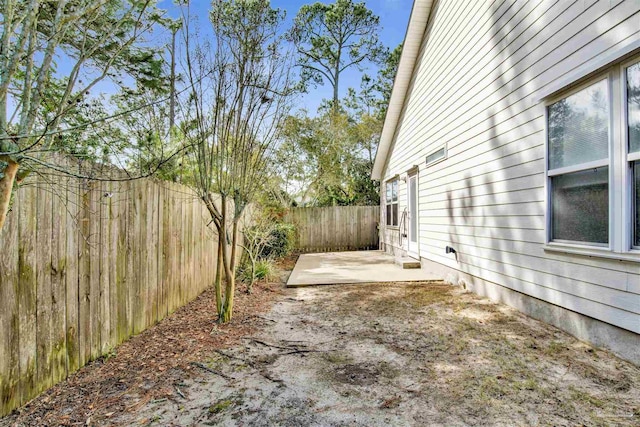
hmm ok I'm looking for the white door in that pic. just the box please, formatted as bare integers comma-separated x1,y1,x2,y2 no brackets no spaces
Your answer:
407,173,419,257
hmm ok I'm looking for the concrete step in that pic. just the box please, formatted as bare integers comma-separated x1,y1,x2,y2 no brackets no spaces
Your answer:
396,257,421,269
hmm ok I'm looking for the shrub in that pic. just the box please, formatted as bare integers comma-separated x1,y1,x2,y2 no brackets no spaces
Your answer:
254,259,275,281
260,222,296,259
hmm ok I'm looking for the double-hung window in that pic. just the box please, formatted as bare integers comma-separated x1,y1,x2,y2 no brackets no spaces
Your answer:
546,54,640,255
628,61,640,248
385,178,399,227
547,79,610,245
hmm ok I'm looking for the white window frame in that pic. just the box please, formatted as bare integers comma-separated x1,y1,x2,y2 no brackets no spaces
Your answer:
622,55,640,251
425,144,447,167
543,53,640,261
385,177,399,228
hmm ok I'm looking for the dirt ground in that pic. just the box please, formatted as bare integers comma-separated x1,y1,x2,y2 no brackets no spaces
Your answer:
0,257,295,427
3,263,640,426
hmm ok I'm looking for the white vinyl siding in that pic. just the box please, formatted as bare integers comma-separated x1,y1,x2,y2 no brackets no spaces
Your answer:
380,0,640,333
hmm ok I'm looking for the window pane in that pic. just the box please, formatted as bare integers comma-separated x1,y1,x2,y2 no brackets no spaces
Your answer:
392,180,398,202
548,79,609,170
386,204,392,226
392,203,398,226
634,161,640,247
426,147,445,165
552,167,609,244
386,183,392,202
628,62,640,153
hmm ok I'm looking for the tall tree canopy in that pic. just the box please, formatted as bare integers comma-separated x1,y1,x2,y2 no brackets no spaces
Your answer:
279,43,402,207
289,0,385,106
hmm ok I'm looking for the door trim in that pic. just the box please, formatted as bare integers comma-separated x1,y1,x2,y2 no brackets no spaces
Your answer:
407,171,419,258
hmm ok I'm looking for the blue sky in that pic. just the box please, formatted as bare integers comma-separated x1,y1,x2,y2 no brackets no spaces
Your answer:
158,0,412,113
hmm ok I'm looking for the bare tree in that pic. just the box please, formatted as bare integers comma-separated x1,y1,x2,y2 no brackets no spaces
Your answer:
180,0,297,323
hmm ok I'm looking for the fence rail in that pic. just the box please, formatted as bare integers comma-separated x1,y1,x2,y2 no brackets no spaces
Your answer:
0,157,221,416
286,206,380,253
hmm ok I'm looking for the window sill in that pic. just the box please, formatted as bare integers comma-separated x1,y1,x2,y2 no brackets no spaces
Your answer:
385,225,400,230
543,243,640,263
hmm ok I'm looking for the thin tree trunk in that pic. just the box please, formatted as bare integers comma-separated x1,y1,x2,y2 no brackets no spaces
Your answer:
0,159,18,232
169,28,177,130
333,71,340,107
214,231,223,314
219,218,238,323
247,249,256,294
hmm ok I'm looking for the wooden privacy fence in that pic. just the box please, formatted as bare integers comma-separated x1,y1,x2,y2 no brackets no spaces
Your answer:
286,206,380,252
0,159,222,416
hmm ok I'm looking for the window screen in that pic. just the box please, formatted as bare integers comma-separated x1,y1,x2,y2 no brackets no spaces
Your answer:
551,167,609,244
548,79,609,170
547,79,610,245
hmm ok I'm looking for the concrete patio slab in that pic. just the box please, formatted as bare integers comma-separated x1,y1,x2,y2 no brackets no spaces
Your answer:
286,250,443,287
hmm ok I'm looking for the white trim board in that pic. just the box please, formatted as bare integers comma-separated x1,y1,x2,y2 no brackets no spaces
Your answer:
371,0,435,180
536,36,640,102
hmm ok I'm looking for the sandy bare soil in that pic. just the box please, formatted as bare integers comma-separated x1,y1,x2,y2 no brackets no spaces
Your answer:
120,282,640,426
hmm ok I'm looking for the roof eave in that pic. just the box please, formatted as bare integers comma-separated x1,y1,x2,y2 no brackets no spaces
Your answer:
371,0,434,180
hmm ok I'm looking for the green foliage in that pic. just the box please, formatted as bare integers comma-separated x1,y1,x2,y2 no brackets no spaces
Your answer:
0,0,172,179
260,222,296,259
278,107,380,206
275,38,401,207
290,0,386,104
253,259,275,281
375,43,403,117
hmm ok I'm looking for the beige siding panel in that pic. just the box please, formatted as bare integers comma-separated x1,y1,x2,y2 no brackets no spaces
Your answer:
426,214,543,230
422,243,640,333
422,223,546,245
423,174,545,202
423,233,640,294
419,240,640,310
422,190,544,210
394,1,636,163
381,0,640,333
418,144,545,193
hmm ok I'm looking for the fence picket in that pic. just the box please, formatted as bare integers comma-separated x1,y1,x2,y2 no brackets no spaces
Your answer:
285,206,380,253
0,160,228,416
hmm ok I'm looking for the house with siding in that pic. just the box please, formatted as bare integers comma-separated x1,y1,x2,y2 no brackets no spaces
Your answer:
373,0,640,363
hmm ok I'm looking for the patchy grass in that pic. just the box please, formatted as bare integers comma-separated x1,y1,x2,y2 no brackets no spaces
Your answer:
280,282,640,426
208,399,233,414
